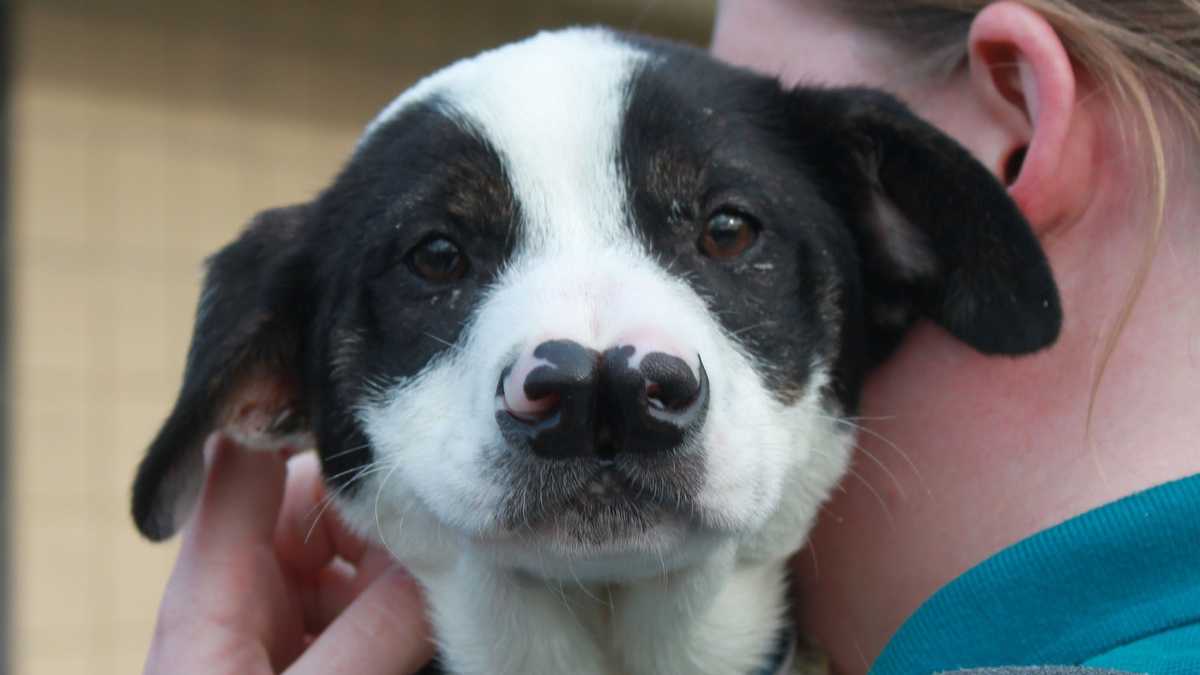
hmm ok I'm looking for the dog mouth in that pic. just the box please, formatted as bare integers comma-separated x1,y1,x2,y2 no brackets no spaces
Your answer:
491,454,704,550
537,467,666,546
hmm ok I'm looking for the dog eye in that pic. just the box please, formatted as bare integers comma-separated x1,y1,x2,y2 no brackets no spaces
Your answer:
699,209,758,259
408,236,468,282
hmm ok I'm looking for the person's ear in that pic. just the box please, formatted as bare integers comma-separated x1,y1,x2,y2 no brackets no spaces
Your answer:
966,1,1096,231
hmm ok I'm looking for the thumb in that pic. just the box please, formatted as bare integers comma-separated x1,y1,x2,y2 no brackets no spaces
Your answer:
149,434,297,674
185,433,287,553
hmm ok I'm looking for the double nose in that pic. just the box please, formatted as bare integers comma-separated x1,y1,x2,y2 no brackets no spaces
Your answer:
496,339,708,459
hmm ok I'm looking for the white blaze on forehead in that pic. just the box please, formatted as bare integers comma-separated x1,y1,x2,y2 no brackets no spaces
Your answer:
362,28,648,250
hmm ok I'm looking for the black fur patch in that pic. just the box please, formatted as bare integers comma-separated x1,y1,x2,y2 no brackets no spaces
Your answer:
299,100,520,494
618,45,850,409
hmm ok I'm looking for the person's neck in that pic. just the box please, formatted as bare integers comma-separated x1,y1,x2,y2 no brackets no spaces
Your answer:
795,140,1200,672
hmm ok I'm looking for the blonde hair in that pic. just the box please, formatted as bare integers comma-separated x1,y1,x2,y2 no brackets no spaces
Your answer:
828,0,1200,436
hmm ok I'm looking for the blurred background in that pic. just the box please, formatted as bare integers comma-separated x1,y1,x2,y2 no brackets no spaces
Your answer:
5,1,714,673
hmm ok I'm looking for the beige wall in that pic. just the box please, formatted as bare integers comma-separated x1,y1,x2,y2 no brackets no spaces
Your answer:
9,2,712,673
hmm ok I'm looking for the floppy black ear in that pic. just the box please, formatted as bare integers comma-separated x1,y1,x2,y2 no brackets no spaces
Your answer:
132,204,316,541
808,88,1061,356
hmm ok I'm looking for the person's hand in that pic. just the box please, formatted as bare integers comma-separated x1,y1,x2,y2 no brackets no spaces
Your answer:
144,433,434,675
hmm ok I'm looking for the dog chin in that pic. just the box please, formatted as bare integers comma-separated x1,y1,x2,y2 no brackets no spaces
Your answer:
477,516,721,583
468,471,724,581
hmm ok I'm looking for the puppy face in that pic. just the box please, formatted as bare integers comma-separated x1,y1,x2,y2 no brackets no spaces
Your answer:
132,29,1060,581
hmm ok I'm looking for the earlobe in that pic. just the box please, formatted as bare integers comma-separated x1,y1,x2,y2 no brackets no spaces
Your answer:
967,1,1095,232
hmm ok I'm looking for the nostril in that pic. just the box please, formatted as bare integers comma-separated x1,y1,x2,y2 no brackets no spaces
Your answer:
643,381,695,412
640,352,704,413
602,348,708,456
506,392,560,422
645,383,665,411
499,365,559,422
497,340,601,459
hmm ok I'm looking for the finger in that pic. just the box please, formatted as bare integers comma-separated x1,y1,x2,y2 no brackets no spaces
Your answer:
153,434,299,671
186,432,288,554
289,566,435,675
301,543,398,633
276,451,374,571
274,452,407,637
275,453,370,579
274,452,341,575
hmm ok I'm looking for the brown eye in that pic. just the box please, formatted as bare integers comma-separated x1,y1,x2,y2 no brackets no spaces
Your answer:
408,236,468,282
700,210,758,259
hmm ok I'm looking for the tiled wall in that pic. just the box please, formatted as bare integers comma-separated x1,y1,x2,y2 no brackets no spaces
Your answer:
8,2,711,673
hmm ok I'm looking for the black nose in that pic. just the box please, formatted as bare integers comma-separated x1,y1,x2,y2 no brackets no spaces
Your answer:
496,340,708,459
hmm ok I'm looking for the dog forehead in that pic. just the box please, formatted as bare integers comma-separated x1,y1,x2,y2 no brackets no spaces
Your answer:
362,28,651,249
364,28,645,147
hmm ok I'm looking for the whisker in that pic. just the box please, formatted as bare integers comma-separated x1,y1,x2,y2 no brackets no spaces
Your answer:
303,463,378,522
840,414,899,422
839,418,930,499
304,463,395,544
322,442,373,462
374,462,406,561
304,493,343,545
804,409,931,499
845,466,894,528
731,321,777,337
850,442,907,501
322,458,387,485
423,332,466,354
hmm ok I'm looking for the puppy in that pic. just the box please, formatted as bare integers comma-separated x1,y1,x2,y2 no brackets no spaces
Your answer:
132,28,1060,675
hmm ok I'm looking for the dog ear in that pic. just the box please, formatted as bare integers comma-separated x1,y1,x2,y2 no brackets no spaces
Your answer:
806,88,1062,356
131,204,316,541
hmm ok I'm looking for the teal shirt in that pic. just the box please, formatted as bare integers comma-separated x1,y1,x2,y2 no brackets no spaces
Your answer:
871,473,1200,674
